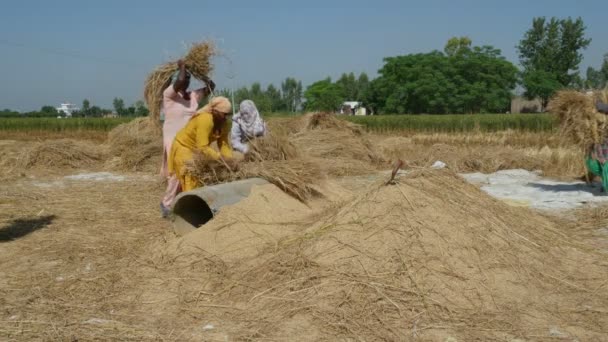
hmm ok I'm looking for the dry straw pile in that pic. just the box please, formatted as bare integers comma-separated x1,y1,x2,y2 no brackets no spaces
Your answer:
18,139,104,169
106,117,162,172
144,41,216,125
548,90,608,147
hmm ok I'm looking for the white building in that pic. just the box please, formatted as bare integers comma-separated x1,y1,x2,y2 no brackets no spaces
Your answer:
56,102,79,117
340,101,367,116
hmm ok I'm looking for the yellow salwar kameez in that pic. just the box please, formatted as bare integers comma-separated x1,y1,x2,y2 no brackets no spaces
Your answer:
168,112,233,192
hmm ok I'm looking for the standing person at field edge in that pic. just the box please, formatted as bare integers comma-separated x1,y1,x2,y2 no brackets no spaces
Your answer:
168,96,236,193
230,100,268,154
585,102,608,193
160,59,215,218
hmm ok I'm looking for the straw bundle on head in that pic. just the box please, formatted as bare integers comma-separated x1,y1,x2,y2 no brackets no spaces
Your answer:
144,41,217,125
187,153,322,202
548,90,607,147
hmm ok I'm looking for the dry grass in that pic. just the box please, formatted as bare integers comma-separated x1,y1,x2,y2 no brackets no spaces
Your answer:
17,139,105,169
106,117,162,172
3,124,608,340
144,41,216,124
377,132,586,179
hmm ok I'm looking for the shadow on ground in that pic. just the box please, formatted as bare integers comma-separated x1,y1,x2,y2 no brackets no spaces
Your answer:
0,215,56,242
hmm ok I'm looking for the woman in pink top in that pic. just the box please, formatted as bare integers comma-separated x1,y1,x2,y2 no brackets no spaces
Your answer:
160,59,215,217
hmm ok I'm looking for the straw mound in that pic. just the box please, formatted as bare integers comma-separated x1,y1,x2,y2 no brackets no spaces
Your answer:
18,139,104,169
106,117,162,172
144,41,216,124
158,170,608,340
290,112,385,176
548,90,606,147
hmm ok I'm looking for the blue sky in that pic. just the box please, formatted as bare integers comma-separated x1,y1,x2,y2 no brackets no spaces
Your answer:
0,0,606,111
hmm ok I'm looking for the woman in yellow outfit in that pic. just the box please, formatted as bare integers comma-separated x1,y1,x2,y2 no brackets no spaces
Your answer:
168,96,234,192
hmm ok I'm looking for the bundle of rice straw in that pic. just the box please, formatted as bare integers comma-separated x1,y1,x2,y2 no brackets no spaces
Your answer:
144,41,216,125
187,153,322,202
106,117,162,172
245,132,299,162
548,90,607,147
19,139,104,169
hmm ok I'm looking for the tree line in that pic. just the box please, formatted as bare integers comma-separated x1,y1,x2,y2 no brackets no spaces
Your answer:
215,16,604,115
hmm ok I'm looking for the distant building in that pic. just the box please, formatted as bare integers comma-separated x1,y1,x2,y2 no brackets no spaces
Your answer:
340,101,368,116
103,112,119,118
56,103,79,117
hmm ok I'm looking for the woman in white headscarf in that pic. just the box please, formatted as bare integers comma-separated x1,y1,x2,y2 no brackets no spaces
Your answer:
231,100,268,154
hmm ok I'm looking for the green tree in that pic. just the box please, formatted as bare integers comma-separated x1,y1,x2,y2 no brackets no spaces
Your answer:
41,105,58,116
357,73,370,103
586,67,605,89
336,72,358,100
303,77,342,111
444,36,472,57
113,97,125,116
601,53,608,86
266,84,283,112
281,77,303,112
368,40,517,114
82,99,90,116
135,100,149,116
249,82,271,112
518,17,591,108
89,106,102,117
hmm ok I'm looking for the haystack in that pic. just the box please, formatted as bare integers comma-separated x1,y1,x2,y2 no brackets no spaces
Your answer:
162,169,608,341
289,112,384,176
548,90,607,147
18,139,104,169
106,117,162,172
144,41,216,125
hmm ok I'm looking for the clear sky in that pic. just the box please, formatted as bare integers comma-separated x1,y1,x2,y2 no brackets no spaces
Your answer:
0,0,606,111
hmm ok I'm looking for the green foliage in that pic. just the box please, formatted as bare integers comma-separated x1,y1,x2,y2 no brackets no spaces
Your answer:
135,100,149,116
303,78,342,111
518,17,591,106
0,109,21,118
586,66,605,89
368,39,517,114
82,99,90,116
444,36,472,57
113,97,126,116
281,77,303,112
345,114,556,133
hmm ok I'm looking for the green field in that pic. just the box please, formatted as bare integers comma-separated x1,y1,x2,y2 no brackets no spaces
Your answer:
0,117,132,132
0,114,556,133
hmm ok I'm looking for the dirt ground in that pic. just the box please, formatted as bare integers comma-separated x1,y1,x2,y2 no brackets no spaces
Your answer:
1,130,608,341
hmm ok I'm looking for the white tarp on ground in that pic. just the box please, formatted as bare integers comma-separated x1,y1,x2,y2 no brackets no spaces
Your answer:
461,169,608,210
